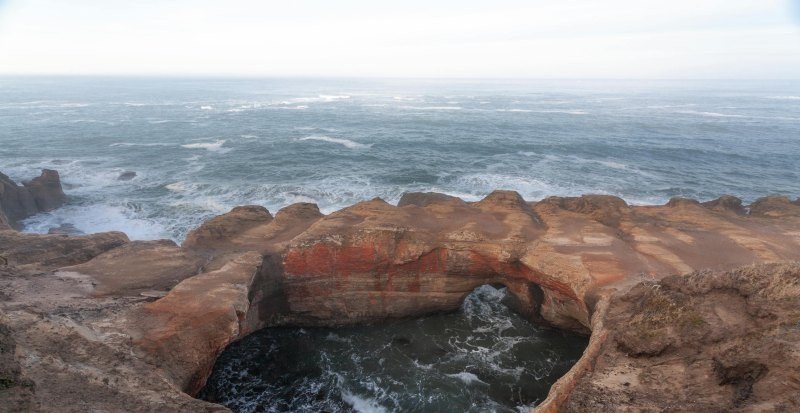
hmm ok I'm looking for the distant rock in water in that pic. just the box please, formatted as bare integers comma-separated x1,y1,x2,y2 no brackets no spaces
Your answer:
1,169,66,229
118,171,137,181
23,169,66,212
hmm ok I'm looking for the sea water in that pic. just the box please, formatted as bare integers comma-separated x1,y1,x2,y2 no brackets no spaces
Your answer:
1,77,799,241
199,285,588,413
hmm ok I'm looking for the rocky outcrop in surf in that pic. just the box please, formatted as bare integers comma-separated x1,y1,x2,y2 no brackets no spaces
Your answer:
1,176,800,412
0,169,66,230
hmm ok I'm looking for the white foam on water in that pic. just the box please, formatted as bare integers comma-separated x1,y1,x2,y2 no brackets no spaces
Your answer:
340,390,389,413
22,204,168,240
148,119,174,124
765,95,800,100
535,109,588,115
446,372,487,386
400,106,463,111
676,110,745,118
200,105,214,110
110,142,173,147
298,136,373,149
496,108,533,113
181,139,229,152
288,95,351,104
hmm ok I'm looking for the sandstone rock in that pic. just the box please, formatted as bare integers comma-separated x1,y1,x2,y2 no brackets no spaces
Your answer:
748,195,800,217
22,169,66,212
3,191,800,412
540,263,800,413
397,191,466,207
132,252,269,394
60,239,204,297
47,223,83,235
182,205,273,252
702,195,746,214
0,231,129,269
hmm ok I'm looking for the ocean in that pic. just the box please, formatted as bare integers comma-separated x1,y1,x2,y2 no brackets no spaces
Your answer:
1,77,799,241
200,285,588,413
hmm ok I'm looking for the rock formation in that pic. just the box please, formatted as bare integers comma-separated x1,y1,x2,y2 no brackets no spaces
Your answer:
0,170,66,230
2,178,800,412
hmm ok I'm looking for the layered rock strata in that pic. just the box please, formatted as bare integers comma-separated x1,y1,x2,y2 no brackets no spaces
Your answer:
2,181,800,412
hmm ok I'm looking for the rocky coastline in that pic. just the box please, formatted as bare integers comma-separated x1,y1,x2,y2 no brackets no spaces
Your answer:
1,170,799,412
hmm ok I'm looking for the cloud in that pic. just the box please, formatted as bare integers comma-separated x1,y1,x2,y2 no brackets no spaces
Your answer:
0,0,798,78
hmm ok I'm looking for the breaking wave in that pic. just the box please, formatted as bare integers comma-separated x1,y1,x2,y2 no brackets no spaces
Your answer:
298,136,373,149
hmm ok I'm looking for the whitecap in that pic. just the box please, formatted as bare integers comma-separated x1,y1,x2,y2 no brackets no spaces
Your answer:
110,142,172,147
400,106,463,111
165,181,197,193
298,136,372,149
181,139,229,152
340,390,388,413
535,109,588,115
676,110,745,118
496,109,533,113
21,204,167,240
446,372,488,385
148,119,174,124
289,95,351,104
200,105,214,110
765,95,800,100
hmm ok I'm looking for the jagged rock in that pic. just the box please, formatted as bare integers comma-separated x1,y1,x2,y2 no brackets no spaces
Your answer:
23,169,66,212
118,171,137,181
0,172,39,229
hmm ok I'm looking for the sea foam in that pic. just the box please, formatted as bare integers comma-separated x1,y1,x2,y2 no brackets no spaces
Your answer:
181,139,229,152
299,136,372,149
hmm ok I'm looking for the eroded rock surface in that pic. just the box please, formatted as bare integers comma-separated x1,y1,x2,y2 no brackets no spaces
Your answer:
541,263,800,412
2,186,800,412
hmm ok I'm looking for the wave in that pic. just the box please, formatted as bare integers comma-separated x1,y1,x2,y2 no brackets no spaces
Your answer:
21,204,167,240
536,109,588,115
446,372,487,386
200,105,214,110
287,95,351,104
181,139,229,152
340,391,388,413
676,110,745,118
298,136,372,149
765,95,800,100
400,106,463,111
110,142,172,147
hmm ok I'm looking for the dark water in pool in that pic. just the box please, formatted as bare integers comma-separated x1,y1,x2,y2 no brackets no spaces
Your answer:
200,285,588,413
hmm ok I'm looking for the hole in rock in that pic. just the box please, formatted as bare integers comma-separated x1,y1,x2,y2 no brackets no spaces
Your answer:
199,284,588,413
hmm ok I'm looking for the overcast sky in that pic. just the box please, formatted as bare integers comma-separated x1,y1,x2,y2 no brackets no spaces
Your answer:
1,0,799,78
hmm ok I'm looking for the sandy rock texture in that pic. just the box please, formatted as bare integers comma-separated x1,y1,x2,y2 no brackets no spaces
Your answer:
540,263,800,412
1,176,800,412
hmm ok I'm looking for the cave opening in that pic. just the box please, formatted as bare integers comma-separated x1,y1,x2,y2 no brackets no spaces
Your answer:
199,283,589,413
